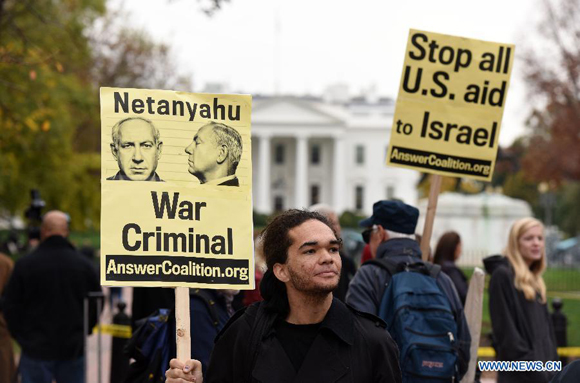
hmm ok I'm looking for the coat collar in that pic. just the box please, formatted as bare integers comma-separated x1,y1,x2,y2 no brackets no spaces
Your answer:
264,298,354,346
376,237,422,263
39,235,75,251
254,298,351,383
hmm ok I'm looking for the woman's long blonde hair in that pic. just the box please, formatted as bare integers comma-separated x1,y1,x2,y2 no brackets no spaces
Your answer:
505,217,547,302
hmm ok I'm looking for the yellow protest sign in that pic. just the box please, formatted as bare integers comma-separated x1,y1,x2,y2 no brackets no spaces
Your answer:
100,87,254,289
386,29,515,181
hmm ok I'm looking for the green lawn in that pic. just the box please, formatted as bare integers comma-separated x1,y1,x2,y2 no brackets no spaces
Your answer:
463,267,580,347
69,230,100,249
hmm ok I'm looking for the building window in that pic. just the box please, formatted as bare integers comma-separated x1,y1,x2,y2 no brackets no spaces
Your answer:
274,196,284,212
275,144,285,164
386,186,395,199
355,145,365,165
311,144,321,165
355,186,364,211
310,184,320,205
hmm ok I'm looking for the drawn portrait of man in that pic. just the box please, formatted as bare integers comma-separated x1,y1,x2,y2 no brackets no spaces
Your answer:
185,122,243,187
108,117,164,181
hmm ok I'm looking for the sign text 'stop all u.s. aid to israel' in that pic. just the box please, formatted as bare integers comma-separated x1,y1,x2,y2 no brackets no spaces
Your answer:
386,29,515,181
100,87,254,290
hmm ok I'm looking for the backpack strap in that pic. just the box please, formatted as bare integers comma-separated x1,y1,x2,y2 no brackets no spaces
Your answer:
190,289,220,328
369,257,442,280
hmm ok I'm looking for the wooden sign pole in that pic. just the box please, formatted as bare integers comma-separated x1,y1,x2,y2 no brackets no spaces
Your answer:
421,174,442,261
175,287,191,361
460,268,485,383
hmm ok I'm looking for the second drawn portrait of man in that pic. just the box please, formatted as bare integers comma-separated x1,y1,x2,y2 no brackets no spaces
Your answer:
184,122,243,187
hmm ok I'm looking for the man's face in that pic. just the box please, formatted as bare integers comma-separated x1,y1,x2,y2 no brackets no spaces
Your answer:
112,120,162,181
184,125,219,183
278,220,342,295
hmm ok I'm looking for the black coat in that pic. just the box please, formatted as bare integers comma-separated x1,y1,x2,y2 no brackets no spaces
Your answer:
3,236,102,359
205,298,402,383
333,252,356,302
440,261,468,307
484,256,558,383
131,287,175,330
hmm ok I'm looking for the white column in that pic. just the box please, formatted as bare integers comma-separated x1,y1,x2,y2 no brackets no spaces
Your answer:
294,135,308,209
332,136,345,214
257,134,271,214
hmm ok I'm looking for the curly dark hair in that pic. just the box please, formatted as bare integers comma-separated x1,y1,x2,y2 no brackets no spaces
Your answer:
259,209,337,316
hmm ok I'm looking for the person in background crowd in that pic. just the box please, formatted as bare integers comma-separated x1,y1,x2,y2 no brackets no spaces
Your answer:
125,288,235,381
433,231,468,306
360,243,373,265
346,200,471,381
131,287,174,330
550,359,580,383
484,217,558,383
3,211,102,383
308,203,356,302
190,289,236,372
415,233,431,261
0,250,15,382
242,233,266,306
166,209,401,382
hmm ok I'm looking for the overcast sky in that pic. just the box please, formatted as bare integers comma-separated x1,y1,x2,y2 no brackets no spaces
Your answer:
118,0,544,146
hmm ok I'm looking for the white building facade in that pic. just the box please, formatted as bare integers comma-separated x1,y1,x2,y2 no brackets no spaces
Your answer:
418,192,533,266
251,96,420,215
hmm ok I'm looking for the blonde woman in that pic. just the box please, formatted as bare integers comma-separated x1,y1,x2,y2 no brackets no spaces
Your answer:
483,218,558,383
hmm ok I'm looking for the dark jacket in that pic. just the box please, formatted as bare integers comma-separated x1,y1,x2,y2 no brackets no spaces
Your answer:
205,298,402,383
346,238,471,380
218,176,239,187
550,359,580,383
484,256,558,383
3,236,102,359
440,260,468,306
131,287,175,330
190,289,231,374
333,252,356,302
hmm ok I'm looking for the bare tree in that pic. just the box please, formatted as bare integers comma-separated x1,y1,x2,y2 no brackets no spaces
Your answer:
521,0,580,182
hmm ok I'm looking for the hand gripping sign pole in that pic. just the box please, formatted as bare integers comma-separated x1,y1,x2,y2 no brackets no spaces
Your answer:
420,175,442,261
175,287,191,361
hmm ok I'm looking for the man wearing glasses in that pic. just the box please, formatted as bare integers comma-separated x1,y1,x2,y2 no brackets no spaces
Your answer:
346,200,471,382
